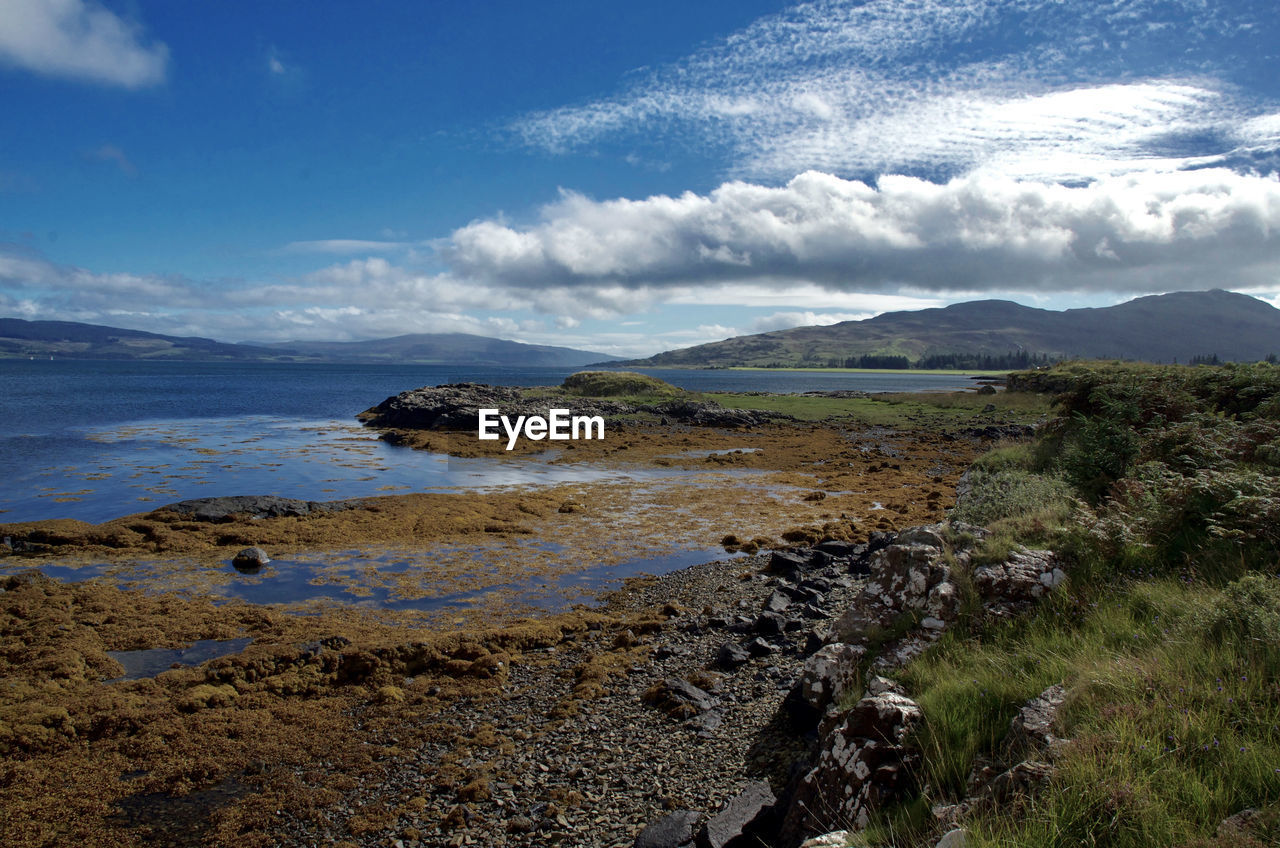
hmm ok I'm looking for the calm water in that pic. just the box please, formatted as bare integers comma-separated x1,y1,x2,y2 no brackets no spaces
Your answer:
0,360,984,524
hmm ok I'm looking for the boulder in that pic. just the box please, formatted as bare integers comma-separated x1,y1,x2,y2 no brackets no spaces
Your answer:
634,810,701,848
231,546,270,570
799,643,866,713
895,524,947,549
643,678,715,719
936,828,968,848
973,549,1063,606
697,781,776,848
715,642,751,669
801,833,851,848
167,495,363,522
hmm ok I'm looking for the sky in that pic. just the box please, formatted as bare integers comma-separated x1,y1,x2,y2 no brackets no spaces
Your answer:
1,0,1279,358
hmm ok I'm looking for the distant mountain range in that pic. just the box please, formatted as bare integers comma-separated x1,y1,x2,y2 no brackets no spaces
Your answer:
0,319,616,367
618,290,1280,368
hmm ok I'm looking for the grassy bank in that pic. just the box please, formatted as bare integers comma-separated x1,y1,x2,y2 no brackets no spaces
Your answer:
857,362,1280,847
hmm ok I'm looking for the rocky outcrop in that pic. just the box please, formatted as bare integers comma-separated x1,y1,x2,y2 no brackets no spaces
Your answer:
160,495,365,522
359,382,785,432
780,692,923,841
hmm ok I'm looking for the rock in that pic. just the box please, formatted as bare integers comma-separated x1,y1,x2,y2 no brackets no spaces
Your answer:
865,675,903,697
936,828,968,848
643,678,715,719
1218,809,1260,837
634,810,701,848
781,693,922,841
763,591,792,613
973,549,1062,606
1007,684,1067,754
895,524,947,549
768,550,810,577
745,637,776,657
755,612,788,638
697,781,776,848
842,692,923,744
815,541,856,557
989,760,1054,804
715,642,751,669
165,495,362,522
800,832,851,848
231,547,270,569
831,542,949,644
799,643,866,713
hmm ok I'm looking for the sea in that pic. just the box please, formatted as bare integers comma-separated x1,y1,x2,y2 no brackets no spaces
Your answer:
0,360,985,525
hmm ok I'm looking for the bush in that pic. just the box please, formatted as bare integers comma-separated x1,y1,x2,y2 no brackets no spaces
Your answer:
951,467,1075,528
560,370,679,397
1206,574,1280,651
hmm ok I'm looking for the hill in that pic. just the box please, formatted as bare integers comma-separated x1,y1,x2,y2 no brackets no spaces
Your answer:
0,319,616,366
620,290,1280,368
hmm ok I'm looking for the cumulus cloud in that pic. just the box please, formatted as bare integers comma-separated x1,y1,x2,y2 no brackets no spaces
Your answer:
447,169,1280,295
509,0,1279,182
0,0,168,88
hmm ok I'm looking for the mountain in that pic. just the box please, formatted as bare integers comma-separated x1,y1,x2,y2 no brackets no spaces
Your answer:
0,319,616,367
621,290,1280,368
253,333,617,367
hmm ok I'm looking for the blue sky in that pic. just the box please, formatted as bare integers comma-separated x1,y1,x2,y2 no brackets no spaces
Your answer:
2,0,1279,357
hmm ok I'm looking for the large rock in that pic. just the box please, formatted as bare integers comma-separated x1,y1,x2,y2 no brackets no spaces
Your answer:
634,810,701,848
781,694,922,842
799,643,866,713
163,495,363,522
831,543,951,644
697,781,776,848
973,549,1064,608
643,678,715,719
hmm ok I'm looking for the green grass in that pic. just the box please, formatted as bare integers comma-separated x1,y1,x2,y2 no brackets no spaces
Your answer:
560,370,681,396
724,366,1011,376
871,577,1280,848
706,389,1051,426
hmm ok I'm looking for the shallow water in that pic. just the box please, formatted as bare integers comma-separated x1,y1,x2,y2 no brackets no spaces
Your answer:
106,637,254,682
0,416,717,523
7,544,748,616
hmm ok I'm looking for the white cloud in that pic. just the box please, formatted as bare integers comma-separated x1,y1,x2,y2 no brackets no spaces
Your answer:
750,311,873,332
280,239,410,255
0,0,168,88
509,0,1277,182
446,169,1280,295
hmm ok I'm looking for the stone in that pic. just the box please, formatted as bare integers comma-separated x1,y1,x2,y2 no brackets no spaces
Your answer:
895,524,947,549
768,550,810,576
815,540,856,557
800,832,851,848
746,637,776,657
989,760,1054,803
697,781,776,848
936,828,968,848
166,495,361,522
763,591,792,613
755,611,788,638
865,675,903,697
643,678,714,719
1007,684,1067,753
715,642,751,669
634,810,701,848
231,547,270,570
972,549,1061,604
1218,808,1260,837
799,643,866,713
843,692,923,744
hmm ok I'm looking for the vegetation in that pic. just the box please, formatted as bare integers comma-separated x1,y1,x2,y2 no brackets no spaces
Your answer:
860,361,1280,847
560,370,680,397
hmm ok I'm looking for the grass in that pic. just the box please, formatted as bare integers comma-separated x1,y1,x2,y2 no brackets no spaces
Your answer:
870,577,1280,847
854,362,1280,847
724,366,1011,376
705,389,1051,426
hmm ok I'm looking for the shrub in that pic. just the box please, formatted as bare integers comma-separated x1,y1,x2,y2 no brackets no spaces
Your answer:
560,370,679,397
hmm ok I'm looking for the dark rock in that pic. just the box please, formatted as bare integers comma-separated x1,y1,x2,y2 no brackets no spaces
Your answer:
768,550,809,576
755,612,787,638
763,591,792,613
231,547,270,570
815,540,856,557
989,760,1054,804
644,678,715,719
634,810,701,848
165,495,363,523
867,531,897,552
745,637,776,657
716,642,751,669
799,643,866,713
697,781,776,848
1007,684,1067,753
